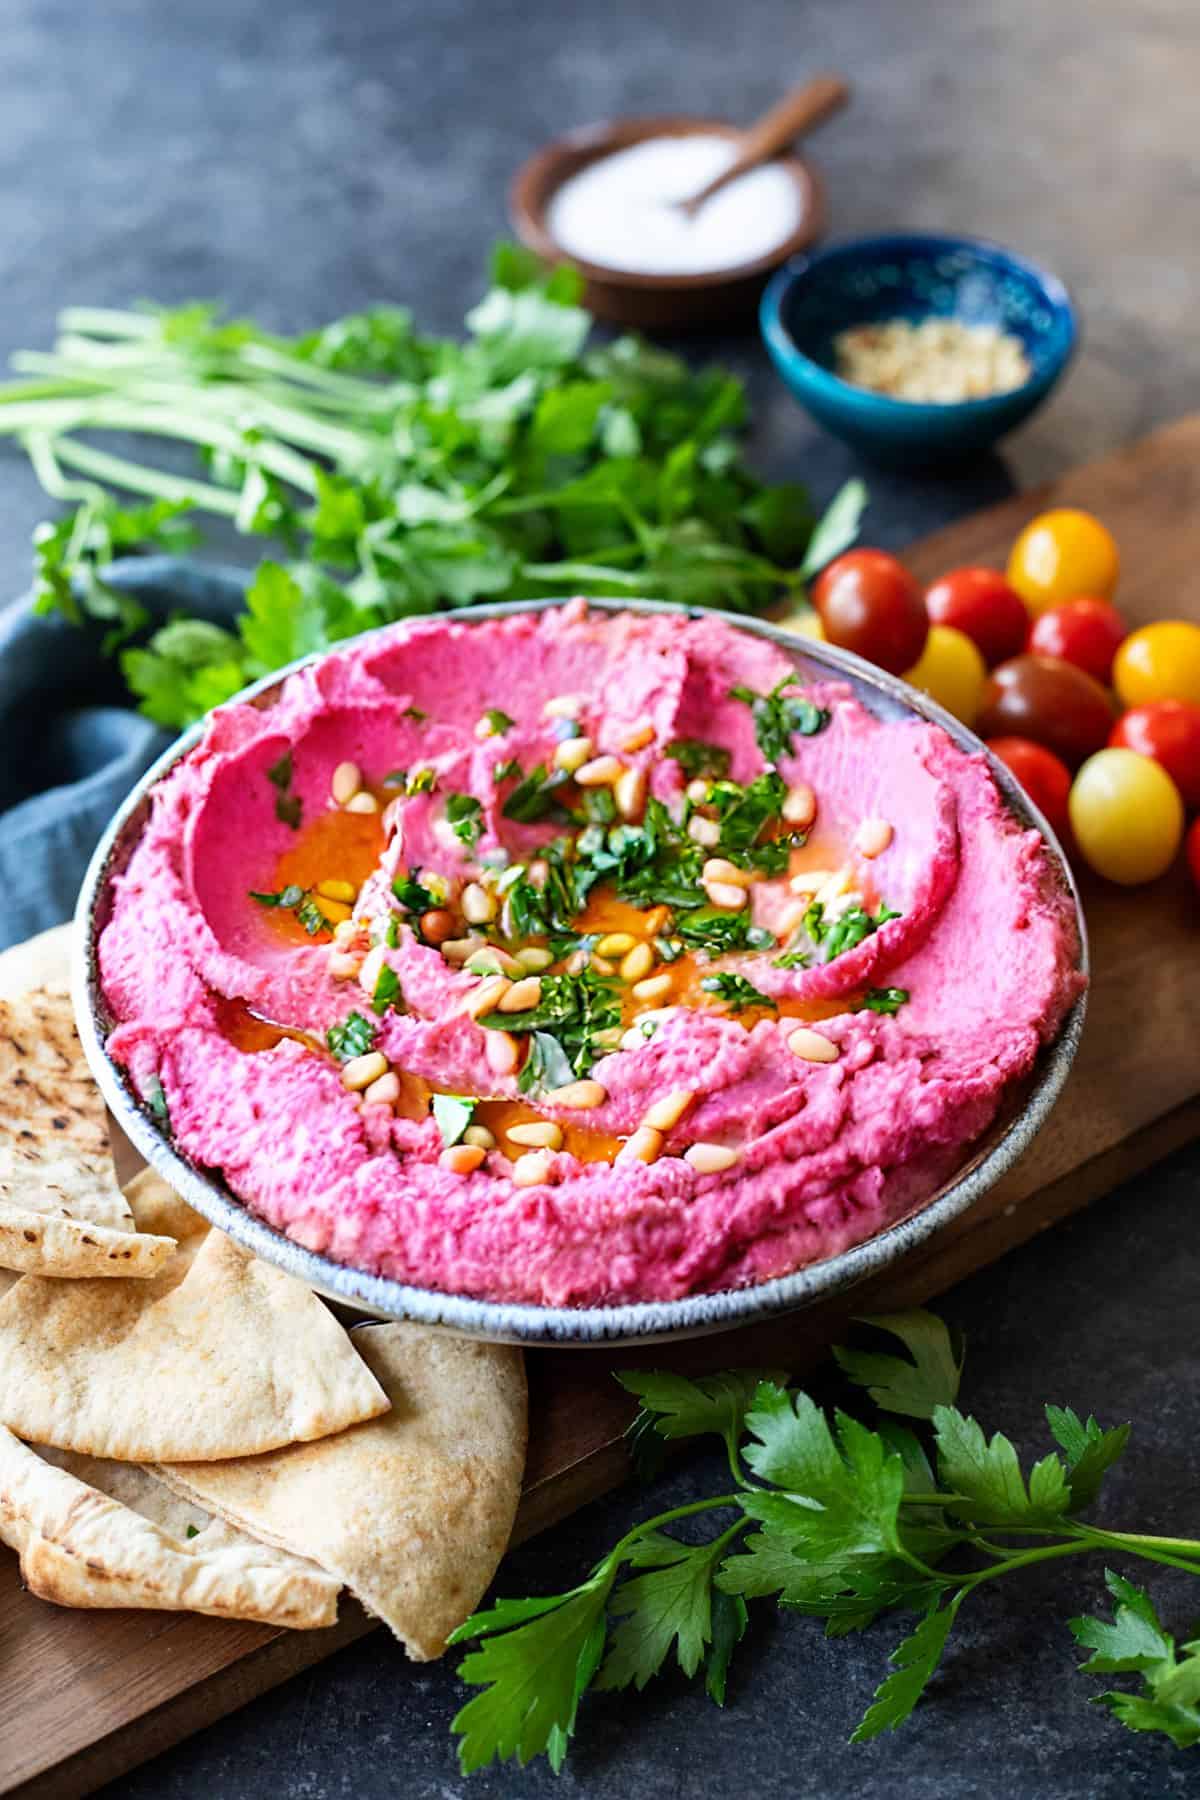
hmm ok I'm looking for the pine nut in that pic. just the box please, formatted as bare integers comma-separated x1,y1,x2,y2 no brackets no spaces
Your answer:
564,950,589,976
704,881,747,911
855,817,894,858
423,871,450,903
331,761,362,805
498,976,542,1013
596,932,637,958
345,791,379,815
686,778,710,804
590,955,616,976
485,1030,521,1076
462,975,511,1018
776,900,812,939
420,909,455,945
621,721,655,753
787,1028,839,1064
342,1051,389,1091
642,905,670,934
358,945,386,995
554,735,595,773
814,869,855,910
783,783,817,827
549,1079,607,1109
516,946,553,972
575,755,623,787
316,898,353,926
620,943,654,982
632,973,673,1003
702,857,753,889
789,868,836,896
317,878,357,903
333,919,360,947
620,1026,648,1052
507,1120,564,1149
614,765,648,820
618,1126,664,1165
462,882,497,925
543,694,583,719
642,1088,695,1132
463,1124,496,1150
466,947,521,977
688,815,721,848
684,1142,740,1174
824,887,864,920
592,1026,624,1052
511,1149,554,1186
363,1071,401,1107
442,934,486,964
328,951,362,980
440,1143,487,1175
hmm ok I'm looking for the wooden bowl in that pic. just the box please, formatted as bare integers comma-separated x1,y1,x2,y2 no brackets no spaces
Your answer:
509,115,826,330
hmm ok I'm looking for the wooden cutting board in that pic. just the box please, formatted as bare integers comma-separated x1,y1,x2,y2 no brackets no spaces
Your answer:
4,415,1200,1799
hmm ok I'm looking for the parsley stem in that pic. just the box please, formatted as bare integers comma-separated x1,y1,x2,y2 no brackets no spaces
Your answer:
606,1494,743,1568
962,1540,1094,1589
1075,1526,1200,1576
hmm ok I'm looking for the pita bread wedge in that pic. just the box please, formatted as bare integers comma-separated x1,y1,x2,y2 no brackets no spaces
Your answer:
0,1184,390,1461
0,986,176,1278
155,1322,527,1660
0,1426,339,1628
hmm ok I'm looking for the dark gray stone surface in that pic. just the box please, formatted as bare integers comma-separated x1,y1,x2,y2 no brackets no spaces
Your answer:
0,0,1196,1793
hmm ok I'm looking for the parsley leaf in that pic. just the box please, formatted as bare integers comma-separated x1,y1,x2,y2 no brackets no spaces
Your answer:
518,1030,577,1096
1045,1406,1131,1510
1072,1573,1200,1750
618,1369,785,1455
850,1604,960,1743
932,1406,1072,1526
445,792,483,848
665,738,731,781
859,986,909,1015
676,907,774,957
392,872,436,913
265,747,302,829
502,763,572,824
479,968,620,1079
597,1535,730,1692
729,676,829,764
772,949,810,970
371,965,403,1015
834,1312,963,1421
480,708,515,736
249,883,305,909
700,972,776,1014
432,1093,476,1147
326,1011,377,1062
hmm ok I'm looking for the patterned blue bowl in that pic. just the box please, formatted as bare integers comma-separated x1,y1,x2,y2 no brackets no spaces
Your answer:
760,233,1079,464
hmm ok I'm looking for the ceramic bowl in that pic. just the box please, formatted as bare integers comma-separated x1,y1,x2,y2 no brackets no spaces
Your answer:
75,597,1088,1346
760,232,1079,463
509,116,825,330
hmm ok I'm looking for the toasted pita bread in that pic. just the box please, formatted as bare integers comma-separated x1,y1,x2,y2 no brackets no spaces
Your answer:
0,1178,390,1460
0,985,176,1278
155,1322,527,1660
0,1426,339,1628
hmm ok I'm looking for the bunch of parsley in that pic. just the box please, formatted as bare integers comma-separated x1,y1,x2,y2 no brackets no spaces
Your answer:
450,1311,1200,1773
0,245,864,729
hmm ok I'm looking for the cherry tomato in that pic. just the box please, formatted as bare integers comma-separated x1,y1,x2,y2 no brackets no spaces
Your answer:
976,655,1116,767
1112,621,1200,708
903,625,986,726
1069,748,1183,885
984,736,1072,835
1027,597,1128,685
924,567,1029,666
812,550,928,675
1109,701,1200,810
1187,816,1200,894
1006,508,1120,616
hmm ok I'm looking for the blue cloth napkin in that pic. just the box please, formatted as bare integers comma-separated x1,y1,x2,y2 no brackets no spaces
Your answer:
0,557,247,951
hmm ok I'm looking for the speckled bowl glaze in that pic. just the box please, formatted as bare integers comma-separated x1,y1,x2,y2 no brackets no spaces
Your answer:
760,233,1079,464
75,597,1088,1346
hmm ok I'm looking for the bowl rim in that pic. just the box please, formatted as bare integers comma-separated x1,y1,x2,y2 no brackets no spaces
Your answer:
509,114,825,293
74,596,1089,1347
760,230,1080,419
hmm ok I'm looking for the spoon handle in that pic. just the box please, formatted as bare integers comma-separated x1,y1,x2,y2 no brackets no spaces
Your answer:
682,74,850,214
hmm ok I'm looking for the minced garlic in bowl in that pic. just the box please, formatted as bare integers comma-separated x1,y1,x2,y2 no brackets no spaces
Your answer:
833,316,1032,404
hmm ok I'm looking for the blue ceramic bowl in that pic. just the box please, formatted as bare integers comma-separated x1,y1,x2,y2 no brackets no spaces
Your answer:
760,233,1078,464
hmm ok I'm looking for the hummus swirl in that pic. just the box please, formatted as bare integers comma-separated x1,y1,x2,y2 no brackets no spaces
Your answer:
100,602,1083,1307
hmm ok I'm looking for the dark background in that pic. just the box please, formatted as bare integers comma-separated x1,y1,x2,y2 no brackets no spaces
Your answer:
1,0,1198,1794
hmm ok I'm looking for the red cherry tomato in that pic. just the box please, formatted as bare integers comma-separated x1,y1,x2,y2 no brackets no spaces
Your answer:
1109,700,1200,810
976,655,1117,768
812,550,928,675
1187,816,1200,893
1027,597,1128,684
984,736,1072,835
924,567,1029,667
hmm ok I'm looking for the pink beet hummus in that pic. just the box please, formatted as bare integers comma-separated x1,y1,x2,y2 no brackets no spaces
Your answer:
99,602,1083,1308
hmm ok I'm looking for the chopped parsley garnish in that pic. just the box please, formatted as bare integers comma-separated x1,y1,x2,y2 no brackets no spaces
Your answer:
144,1075,171,1130
705,771,804,874
383,766,437,795
392,871,437,913
519,1031,577,1095
432,1093,476,1147
249,884,331,936
664,738,731,781
249,883,305,910
479,968,620,1084
185,1523,200,1539
501,762,573,824
581,785,616,825
371,965,404,1015
806,899,900,963
700,972,777,1014
326,1011,377,1062
772,948,810,970
265,748,302,829
493,757,522,782
859,986,909,1015
445,792,483,849
575,802,705,913
383,914,401,948
404,705,428,722
654,935,685,963
676,907,774,958
481,708,514,736
729,676,829,764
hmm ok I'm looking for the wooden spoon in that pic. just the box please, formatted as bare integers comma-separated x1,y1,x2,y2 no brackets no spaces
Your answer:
677,74,850,217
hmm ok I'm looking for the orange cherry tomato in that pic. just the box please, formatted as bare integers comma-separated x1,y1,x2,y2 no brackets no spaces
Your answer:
1112,621,1200,708
976,655,1116,768
1187,816,1200,894
924,567,1029,667
985,736,1072,835
1006,508,1120,616
812,550,928,675
1109,701,1200,810
1027,597,1128,685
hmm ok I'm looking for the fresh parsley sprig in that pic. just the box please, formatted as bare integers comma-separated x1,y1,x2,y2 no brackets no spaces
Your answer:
451,1311,1200,1774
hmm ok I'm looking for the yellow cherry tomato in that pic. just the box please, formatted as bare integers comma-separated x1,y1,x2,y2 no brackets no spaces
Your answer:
1006,508,1120,616
903,624,987,726
1068,747,1183,885
1112,620,1200,708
